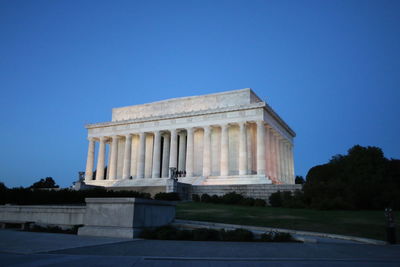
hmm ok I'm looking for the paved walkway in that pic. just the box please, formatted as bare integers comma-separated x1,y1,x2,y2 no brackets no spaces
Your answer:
1,229,399,266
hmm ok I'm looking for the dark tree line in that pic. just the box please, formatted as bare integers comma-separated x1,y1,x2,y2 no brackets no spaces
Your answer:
303,145,400,210
30,177,59,189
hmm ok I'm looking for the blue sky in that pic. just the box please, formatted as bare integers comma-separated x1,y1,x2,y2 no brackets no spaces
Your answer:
1,0,399,188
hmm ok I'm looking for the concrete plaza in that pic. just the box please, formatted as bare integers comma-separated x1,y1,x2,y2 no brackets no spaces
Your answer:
1,229,400,266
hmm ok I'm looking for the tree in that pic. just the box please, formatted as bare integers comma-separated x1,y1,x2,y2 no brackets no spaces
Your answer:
30,177,59,189
303,145,400,210
295,176,305,184
0,182,6,190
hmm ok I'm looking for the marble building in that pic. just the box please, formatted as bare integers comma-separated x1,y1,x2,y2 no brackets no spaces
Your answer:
83,88,296,188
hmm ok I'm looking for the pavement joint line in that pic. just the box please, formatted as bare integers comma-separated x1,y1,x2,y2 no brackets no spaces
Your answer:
33,240,137,254
143,256,400,262
173,219,387,245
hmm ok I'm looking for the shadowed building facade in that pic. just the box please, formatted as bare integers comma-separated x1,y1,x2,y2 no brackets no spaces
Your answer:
83,89,295,188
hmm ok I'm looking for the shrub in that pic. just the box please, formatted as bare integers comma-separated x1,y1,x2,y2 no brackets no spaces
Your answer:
140,225,179,240
141,227,299,242
201,194,212,203
222,192,243,205
254,198,266,207
154,192,180,201
192,228,220,241
221,228,254,242
0,188,151,205
210,195,222,204
155,225,179,240
177,229,194,240
260,231,295,242
140,228,157,239
269,191,283,207
240,197,255,206
199,192,267,207
192,194,200,202
28,224,79,235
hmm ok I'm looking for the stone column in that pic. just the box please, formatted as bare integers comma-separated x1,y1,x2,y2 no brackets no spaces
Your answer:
169,129,178,171
256,121,266,176
274,134,281,182
265,126,272,178
84,138,95,181
106,143,111,179
152,131,161,178
246,126,252,174
95,137,106,180
185,128,194,177
109,136,119,180
178,131,186,171
269,129,276,180
137,132,146,178
238,122,248,175
161,134,170,177
289,145,295,184
284,142,290,183
122,134,132,179
280,141,286,183
278,138,285,183
202,126,211,177
220,124,229,176
130,135,138,178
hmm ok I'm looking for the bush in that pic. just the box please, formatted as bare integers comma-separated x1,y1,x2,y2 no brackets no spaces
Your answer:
0,188,151,205
198,192,267,207
192,228,220,241
201,194,212,203
155,225,179,240
177,229,194,240
222,192,243,205
269,190,306,209
221,228,254,242
240,197,255,206
141,226,298,242
192,194,200,202
260,231,295,242
28,224,79,235
269,191,283,207
154,192,180,201
211,195,222,204
140,225,179,240
254,198,266,207
140,228,157,239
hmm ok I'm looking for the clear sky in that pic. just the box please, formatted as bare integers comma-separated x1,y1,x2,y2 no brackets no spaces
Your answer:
1,0,399,188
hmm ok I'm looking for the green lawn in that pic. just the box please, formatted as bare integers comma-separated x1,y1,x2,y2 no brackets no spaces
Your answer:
176,202,398,241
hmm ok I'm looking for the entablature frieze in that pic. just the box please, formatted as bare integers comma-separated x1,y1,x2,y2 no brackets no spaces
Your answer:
88,107,263,138
86,103,295,144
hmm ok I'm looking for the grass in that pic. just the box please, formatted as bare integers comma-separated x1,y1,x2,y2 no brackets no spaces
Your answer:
176,202,399,241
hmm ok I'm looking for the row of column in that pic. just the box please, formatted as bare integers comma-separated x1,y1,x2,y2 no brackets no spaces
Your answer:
84,121,295,183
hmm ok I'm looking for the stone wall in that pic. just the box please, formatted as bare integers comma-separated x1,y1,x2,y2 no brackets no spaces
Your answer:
107,186,166,197
190,184,302,202
0,198,176,238
78,198,176,238
0,205,85,226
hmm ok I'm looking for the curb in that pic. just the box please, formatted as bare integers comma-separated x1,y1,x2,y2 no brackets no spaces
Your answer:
172,219,387,245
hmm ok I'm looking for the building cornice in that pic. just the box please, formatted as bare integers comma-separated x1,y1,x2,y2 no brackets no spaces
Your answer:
86,102,296,137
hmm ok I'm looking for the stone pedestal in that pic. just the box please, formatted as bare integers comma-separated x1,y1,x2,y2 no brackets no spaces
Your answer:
166,178,178,193
78,198,176,238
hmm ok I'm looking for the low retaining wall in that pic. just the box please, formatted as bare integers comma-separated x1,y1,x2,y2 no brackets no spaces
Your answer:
78,198,176,238
191,184,302,201
0,205,85,226
0,198,176,238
